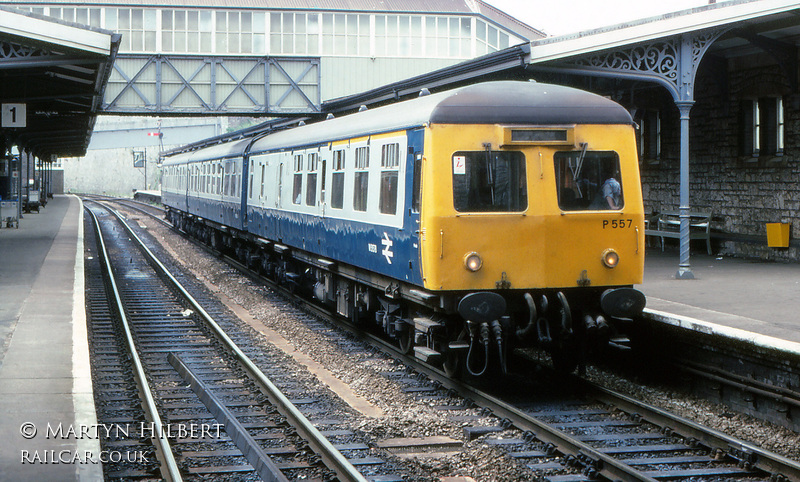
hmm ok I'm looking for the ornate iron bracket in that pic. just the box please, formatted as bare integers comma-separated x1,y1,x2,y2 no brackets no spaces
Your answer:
542,27,731,103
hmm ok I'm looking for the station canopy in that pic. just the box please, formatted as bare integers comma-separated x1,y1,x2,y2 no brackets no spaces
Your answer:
0,6,118,160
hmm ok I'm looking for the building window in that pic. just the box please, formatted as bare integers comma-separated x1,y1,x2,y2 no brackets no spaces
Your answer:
47,7,102,27
105,8,157,52
375,15,423,57
271,12,320,55
425,16,472,58
162,10,212,53
331,150,345,209
216,11,266,54
353,146,369,212
476,19,512,56
742,97,784,157
322,13,369,56
639,110,661,161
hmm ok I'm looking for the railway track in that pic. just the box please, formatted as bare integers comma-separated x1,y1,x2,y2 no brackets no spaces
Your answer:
83,201,374,481
91,195,800,481
324,316,800,481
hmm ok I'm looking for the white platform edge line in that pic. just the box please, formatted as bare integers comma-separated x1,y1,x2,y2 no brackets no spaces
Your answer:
71,195,103,480
643,307,800,356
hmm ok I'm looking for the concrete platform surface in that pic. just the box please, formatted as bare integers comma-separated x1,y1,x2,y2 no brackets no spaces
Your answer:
641,249,800,353
0,195,101,481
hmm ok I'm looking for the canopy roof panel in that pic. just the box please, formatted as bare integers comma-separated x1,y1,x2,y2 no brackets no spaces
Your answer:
0,6,118,159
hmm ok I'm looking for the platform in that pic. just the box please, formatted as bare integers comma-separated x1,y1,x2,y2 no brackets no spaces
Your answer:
0,195,101,481
640,249,800,354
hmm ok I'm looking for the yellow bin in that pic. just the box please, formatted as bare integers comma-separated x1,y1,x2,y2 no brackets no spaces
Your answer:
766,222,791,248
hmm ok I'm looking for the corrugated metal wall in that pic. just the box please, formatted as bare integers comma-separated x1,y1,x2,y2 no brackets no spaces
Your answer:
320,57,461,99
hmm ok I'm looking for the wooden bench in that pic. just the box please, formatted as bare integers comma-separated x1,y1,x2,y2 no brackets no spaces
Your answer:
644,210,713,255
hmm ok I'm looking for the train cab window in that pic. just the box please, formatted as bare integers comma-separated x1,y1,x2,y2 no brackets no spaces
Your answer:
293,154,303,204
306,153,318,206
554,151,623,211
331,149,345,209
379,143,400,215
353,146,369,212
452,150,527,212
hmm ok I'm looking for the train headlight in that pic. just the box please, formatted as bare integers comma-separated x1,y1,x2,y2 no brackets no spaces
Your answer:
464,252,483,272
602,249,620,269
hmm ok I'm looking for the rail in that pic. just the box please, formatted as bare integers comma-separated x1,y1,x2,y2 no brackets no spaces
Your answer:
102,195,800,482
86,207,183,482
103,203,367,482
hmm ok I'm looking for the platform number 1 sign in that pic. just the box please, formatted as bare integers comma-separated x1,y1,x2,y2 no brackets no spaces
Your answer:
2,104,26,128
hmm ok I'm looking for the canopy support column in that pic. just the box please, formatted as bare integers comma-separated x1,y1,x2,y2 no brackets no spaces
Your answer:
676,100,695,279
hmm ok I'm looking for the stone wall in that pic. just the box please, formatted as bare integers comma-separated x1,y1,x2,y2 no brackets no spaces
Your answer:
639,55,800,261
63,146,163,198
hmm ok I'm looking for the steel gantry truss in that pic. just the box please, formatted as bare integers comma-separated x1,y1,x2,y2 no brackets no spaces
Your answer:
104,54,321,116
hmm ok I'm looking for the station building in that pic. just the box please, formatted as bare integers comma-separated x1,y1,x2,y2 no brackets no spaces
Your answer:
519,1,800,264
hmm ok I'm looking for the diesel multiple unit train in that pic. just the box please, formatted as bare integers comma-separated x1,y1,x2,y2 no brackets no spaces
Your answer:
162,80,646,376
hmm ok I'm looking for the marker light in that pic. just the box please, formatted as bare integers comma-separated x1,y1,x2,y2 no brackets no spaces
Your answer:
602,249,620,269
464,252,483,272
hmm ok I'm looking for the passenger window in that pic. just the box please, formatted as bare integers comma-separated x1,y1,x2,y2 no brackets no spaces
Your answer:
260,164,265,198
223,161,230,196
554,151,623,211
233,162,239,198
292,154,303,204
306,153,318,206
379,143,400,215
353,146,369,212
331,150,345,209
277,162,283,206
249,160,254,199
452,150,527,212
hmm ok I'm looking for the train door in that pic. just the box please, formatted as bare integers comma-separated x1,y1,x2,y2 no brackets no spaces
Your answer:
241,157,249,228
182,165,189,211
276,159,284,239
406,128,425,285
319,157,327,217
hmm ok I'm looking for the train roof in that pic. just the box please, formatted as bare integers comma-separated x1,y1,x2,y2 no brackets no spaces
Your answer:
164,81,633,163
249,81,633,154
162,137,252,166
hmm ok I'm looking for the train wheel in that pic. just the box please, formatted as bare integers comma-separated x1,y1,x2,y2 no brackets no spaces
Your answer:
443,350,461,378
443,327,467,378
397,326,414,355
